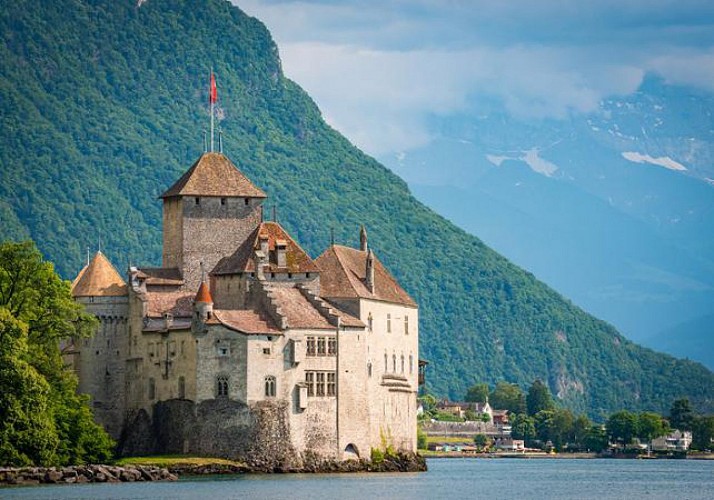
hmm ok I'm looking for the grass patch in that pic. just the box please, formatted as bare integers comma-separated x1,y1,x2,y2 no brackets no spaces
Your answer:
114,455,245,468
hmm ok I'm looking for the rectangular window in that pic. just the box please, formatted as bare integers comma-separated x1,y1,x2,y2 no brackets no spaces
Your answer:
316,372,326,396
327,372,336,397
306,336,316,356
148,378,155,400
263,347,271,355
387,314,391,333
328,337,337,356
405,315,409,335
305,372,315,397
220,197,226,206
317,337,326,356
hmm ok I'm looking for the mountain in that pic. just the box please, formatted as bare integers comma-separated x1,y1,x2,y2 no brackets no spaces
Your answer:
380,78,714,369
1,0,712,418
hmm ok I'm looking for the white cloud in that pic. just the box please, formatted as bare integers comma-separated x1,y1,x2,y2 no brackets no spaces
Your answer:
237,0,714,155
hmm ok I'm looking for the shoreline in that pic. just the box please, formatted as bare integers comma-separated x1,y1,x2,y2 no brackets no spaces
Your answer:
423,451,714,460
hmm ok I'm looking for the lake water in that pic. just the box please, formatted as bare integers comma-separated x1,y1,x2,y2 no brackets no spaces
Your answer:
2,458,713,500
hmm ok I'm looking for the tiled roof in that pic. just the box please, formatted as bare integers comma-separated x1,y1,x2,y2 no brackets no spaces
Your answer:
160,152,266,199
269,287,334,330
146,290,194,318
136,267,184,286
195,281,213,303
212,222,319,275
71,252,127,297
210,309,281,335
315,245,416,307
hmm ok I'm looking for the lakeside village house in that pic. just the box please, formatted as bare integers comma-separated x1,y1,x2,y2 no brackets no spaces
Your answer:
66,151,421,465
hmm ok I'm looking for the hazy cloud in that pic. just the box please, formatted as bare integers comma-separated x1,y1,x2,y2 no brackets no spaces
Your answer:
237,0,714,154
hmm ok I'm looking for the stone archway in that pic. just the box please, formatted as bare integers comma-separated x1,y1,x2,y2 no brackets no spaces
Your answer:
344,443,360,459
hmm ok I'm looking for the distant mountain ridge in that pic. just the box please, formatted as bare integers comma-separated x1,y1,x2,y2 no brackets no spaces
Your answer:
1,0,712,416
381,75,714,369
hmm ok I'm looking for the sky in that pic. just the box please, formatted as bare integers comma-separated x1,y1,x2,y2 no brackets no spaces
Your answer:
237,0,714,155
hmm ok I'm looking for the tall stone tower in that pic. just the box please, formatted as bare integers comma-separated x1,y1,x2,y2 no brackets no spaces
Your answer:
69,251,129,439
160,152,266,290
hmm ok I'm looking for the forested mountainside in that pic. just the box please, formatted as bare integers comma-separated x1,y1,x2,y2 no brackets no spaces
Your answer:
1,0,712,417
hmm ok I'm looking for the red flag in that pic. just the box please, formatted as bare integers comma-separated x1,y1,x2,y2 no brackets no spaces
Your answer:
210,72,217,104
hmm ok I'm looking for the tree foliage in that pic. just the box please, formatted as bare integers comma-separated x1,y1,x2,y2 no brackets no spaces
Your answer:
489,382,526,415
465,383,490,404
1,0,714,418
669,399,695,431
606,410,639,446
0,241,114,466
527,379,555,416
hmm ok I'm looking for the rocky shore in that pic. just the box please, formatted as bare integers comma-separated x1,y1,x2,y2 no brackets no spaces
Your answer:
0,464,177,486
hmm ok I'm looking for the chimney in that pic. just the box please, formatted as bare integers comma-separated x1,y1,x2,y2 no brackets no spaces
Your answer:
256,232,269,281
360,225,368,252
365,249,375,294
276,240,287,268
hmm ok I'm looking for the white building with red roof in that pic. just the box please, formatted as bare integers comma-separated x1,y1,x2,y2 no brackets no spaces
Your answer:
69,150,419,466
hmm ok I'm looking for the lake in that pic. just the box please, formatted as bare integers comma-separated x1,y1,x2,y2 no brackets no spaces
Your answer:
2,458,713,500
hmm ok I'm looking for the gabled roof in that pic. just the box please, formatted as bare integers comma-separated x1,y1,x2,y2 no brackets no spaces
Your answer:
136,267,184,286
160,152,266,199
315,245,416,307
71,252,127,298
212,222,319,275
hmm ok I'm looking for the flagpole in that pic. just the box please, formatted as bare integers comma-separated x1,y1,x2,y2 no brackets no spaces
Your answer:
210,69,215,152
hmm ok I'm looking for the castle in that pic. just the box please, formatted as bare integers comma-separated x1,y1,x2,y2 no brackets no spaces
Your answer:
68,151,419,465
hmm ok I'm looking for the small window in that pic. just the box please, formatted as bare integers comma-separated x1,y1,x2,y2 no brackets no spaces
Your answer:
265,376,276,397
288,273,293,279
368,362,372,378
306,273,311,279
368,313,373,332
328,337,337,356
387,314,391,333
401,354,405,373
220,197,226,206
178,376,186,399
317,337,326,356
306,372,315,397
148,378,155,400
307,336,316,356
405,315,409,335
384,353,388,372
316,372,326,396
409,354,414,374
392,354,396,373
216,375,229,397
327,372,336,397
244,198,250,206
263,347,271,355
195,197,200,205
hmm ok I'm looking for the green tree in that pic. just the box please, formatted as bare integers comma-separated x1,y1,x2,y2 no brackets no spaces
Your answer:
583,425,608,452
465,383,490,403
511,413,537,446
416,427,428,450
607,410,639,446
0,241,114,466
637,412,668,442
473,433,492,451
489,382,526,414
527,379,555,416
669,399,695,431
572,414,592,450
691,416,714,451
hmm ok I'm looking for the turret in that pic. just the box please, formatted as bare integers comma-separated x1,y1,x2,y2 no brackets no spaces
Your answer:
359,224,368,252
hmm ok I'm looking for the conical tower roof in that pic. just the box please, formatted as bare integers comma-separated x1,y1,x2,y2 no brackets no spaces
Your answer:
71,251,128,297
195,280,213,304
160,152,266,199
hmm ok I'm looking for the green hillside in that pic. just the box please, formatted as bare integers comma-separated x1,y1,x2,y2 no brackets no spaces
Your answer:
1,0,712,418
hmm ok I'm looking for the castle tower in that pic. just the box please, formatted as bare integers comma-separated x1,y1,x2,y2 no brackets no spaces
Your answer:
160,152,266,289
70,251,129,439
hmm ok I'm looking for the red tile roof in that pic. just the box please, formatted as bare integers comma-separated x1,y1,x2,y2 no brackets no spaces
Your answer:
160,152,266,199
269,287,334,330
212,222,319,275
195,281,213,304
146,290,194,318
71,252,128,297
316,245,416,307
210,309,281,335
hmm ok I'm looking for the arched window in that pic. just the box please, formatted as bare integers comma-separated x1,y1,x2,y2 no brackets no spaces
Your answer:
392,354,396,373
401,354,405,373
367,362,372,378
265,375,276,397
178,376,186,399
367,312,373,332
216,375,229,397
384,353,388,372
